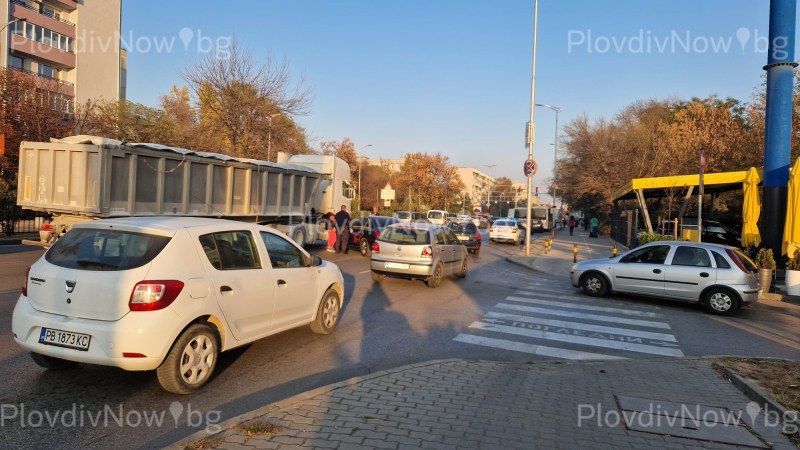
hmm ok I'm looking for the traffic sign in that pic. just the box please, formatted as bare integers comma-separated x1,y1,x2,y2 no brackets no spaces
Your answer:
524,159,537,178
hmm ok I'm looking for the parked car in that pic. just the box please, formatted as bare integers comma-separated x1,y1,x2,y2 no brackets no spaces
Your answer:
427,210,448,225
447,220,481,255
370,223,468,288
489,218,523,244
701,220,742,247
12,217,344,394
570,241,759,315
349,216,401,256
393,211,426,223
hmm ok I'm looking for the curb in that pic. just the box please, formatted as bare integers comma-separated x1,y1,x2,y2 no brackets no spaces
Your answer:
720,365,800,430
165,358,465,450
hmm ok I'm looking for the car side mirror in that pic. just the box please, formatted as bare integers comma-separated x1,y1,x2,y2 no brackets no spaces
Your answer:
311,255,323,267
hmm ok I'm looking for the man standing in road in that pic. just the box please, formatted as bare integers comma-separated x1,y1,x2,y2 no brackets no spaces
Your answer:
334,205,351,254
589,216,599,238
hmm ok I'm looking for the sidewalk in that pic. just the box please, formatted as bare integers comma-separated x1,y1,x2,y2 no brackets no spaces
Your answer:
169,227,800,450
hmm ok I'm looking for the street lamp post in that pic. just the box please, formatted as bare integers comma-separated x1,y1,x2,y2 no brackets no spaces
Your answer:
266,113,281,162
535,103,562,208
1,17,27,34
524,0,540,256
356,144,372,213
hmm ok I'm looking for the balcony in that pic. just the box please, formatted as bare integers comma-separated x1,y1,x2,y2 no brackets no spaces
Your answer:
10,1,75,39
9,34,75,69
8,66,75,96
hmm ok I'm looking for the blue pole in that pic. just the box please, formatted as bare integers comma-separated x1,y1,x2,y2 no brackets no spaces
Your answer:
762,0,796,259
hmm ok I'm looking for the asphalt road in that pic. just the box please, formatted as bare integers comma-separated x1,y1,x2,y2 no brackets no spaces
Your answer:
1,235,799,449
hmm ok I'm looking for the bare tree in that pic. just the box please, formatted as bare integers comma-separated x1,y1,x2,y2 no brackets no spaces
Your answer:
182,39,312,159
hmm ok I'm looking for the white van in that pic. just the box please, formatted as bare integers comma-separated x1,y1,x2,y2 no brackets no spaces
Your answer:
427,210,448,225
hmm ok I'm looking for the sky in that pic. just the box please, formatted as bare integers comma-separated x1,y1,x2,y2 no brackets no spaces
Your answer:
121,1,793,202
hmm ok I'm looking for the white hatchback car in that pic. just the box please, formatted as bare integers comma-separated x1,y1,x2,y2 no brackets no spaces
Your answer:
489,219,522,244
12,217,344,394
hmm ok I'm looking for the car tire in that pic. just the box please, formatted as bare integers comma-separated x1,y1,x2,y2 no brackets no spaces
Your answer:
30,352,79,370
156,323,218,395
371,271,384,283
310,289,340,335
456,257,468,278
704,288,740,316
360,239,370,257
426,262,444,288
580,272,608,297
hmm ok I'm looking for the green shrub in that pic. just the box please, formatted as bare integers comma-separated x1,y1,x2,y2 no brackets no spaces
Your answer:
637,232,682,245
755,248,776,270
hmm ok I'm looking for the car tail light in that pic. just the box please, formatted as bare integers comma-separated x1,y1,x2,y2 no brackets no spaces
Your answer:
22,266,29,296
374,231,381,239
129,280,184,311
489,227,494,232
122,352,147,358
422,246,433,258
512,228,518,233
476,233,481,241
40,224,53,232
372,242,380,253
726,249,753,274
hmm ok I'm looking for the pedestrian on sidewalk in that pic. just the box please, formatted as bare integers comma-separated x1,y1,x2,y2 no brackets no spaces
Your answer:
569,216,576,236
334,205,351,254
589,216,599,238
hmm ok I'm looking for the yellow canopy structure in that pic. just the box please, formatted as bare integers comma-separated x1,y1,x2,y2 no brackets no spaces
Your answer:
613,169,760,236
741,167,762,247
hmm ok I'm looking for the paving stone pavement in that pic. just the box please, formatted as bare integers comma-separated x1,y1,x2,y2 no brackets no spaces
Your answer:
170,358,797,449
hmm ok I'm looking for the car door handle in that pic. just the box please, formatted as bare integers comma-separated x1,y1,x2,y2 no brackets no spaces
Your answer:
277,279,287,286
700,272,709,278
652,269,662,274
220,285,233,293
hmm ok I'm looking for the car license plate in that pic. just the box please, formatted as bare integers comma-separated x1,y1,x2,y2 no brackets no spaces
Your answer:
457,236,469,240
386,262,409,270
38,327,91,351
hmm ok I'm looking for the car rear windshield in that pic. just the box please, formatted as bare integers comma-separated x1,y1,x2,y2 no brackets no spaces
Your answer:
428,212,443,219
45,229,171,271
395,212,411,219
379,227,431,245
731,248,758,272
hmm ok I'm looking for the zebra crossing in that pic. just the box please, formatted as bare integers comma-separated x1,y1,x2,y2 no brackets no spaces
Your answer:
453,279,684,360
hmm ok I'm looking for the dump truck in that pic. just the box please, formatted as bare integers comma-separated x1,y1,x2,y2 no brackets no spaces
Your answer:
16,135,353,247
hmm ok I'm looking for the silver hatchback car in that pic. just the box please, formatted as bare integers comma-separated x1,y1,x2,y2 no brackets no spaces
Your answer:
370,223,468,288
570,241,760,315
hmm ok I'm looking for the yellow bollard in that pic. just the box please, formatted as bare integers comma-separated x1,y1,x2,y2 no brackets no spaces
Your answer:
573,243,578,263
613,244,618,257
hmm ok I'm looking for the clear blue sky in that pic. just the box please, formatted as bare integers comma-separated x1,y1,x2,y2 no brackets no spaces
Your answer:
122,1,791,198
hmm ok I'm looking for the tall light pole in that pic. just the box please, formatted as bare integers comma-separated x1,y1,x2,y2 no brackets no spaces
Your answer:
535,103,562,208
266,113,281,162
524,0,539,256
1,17,27,34
483,164,496,214
357,144,372,213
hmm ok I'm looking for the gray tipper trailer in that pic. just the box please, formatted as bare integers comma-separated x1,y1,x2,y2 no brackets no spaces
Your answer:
17,135,354,247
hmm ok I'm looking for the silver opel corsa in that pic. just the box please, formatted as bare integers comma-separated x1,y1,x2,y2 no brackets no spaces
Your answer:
570,241,760,315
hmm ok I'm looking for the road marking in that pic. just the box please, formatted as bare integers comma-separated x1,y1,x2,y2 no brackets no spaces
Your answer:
0,289,21,295
497,303,671,329
358,270,371,274
470,321,684,357
485,311,677,342
453,334,626,360
507,296,662,318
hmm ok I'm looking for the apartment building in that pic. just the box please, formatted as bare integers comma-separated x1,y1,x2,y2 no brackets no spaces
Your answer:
0,0,124,112
456,167,494,211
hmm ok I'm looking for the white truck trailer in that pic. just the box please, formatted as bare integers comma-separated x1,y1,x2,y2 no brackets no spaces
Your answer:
17,136,353,247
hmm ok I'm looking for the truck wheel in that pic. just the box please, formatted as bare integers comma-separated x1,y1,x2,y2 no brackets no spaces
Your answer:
292,228,306,247
156,324,218,394
310,289,340,334
31,353,78,370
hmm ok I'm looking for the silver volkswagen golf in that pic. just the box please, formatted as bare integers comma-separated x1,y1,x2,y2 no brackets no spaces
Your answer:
570,241,760,315
370,223,468,288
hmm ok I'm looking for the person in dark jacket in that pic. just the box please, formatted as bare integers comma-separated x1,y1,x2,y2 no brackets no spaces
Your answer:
334,205,351,254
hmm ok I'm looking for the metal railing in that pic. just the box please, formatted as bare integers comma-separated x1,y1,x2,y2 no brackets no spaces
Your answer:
0,200,51,236
10,0,76,26
8,66,74,86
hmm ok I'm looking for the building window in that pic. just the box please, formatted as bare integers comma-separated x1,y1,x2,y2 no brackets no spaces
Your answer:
10,22,73,53
8,55,23,70
38,64,55,79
